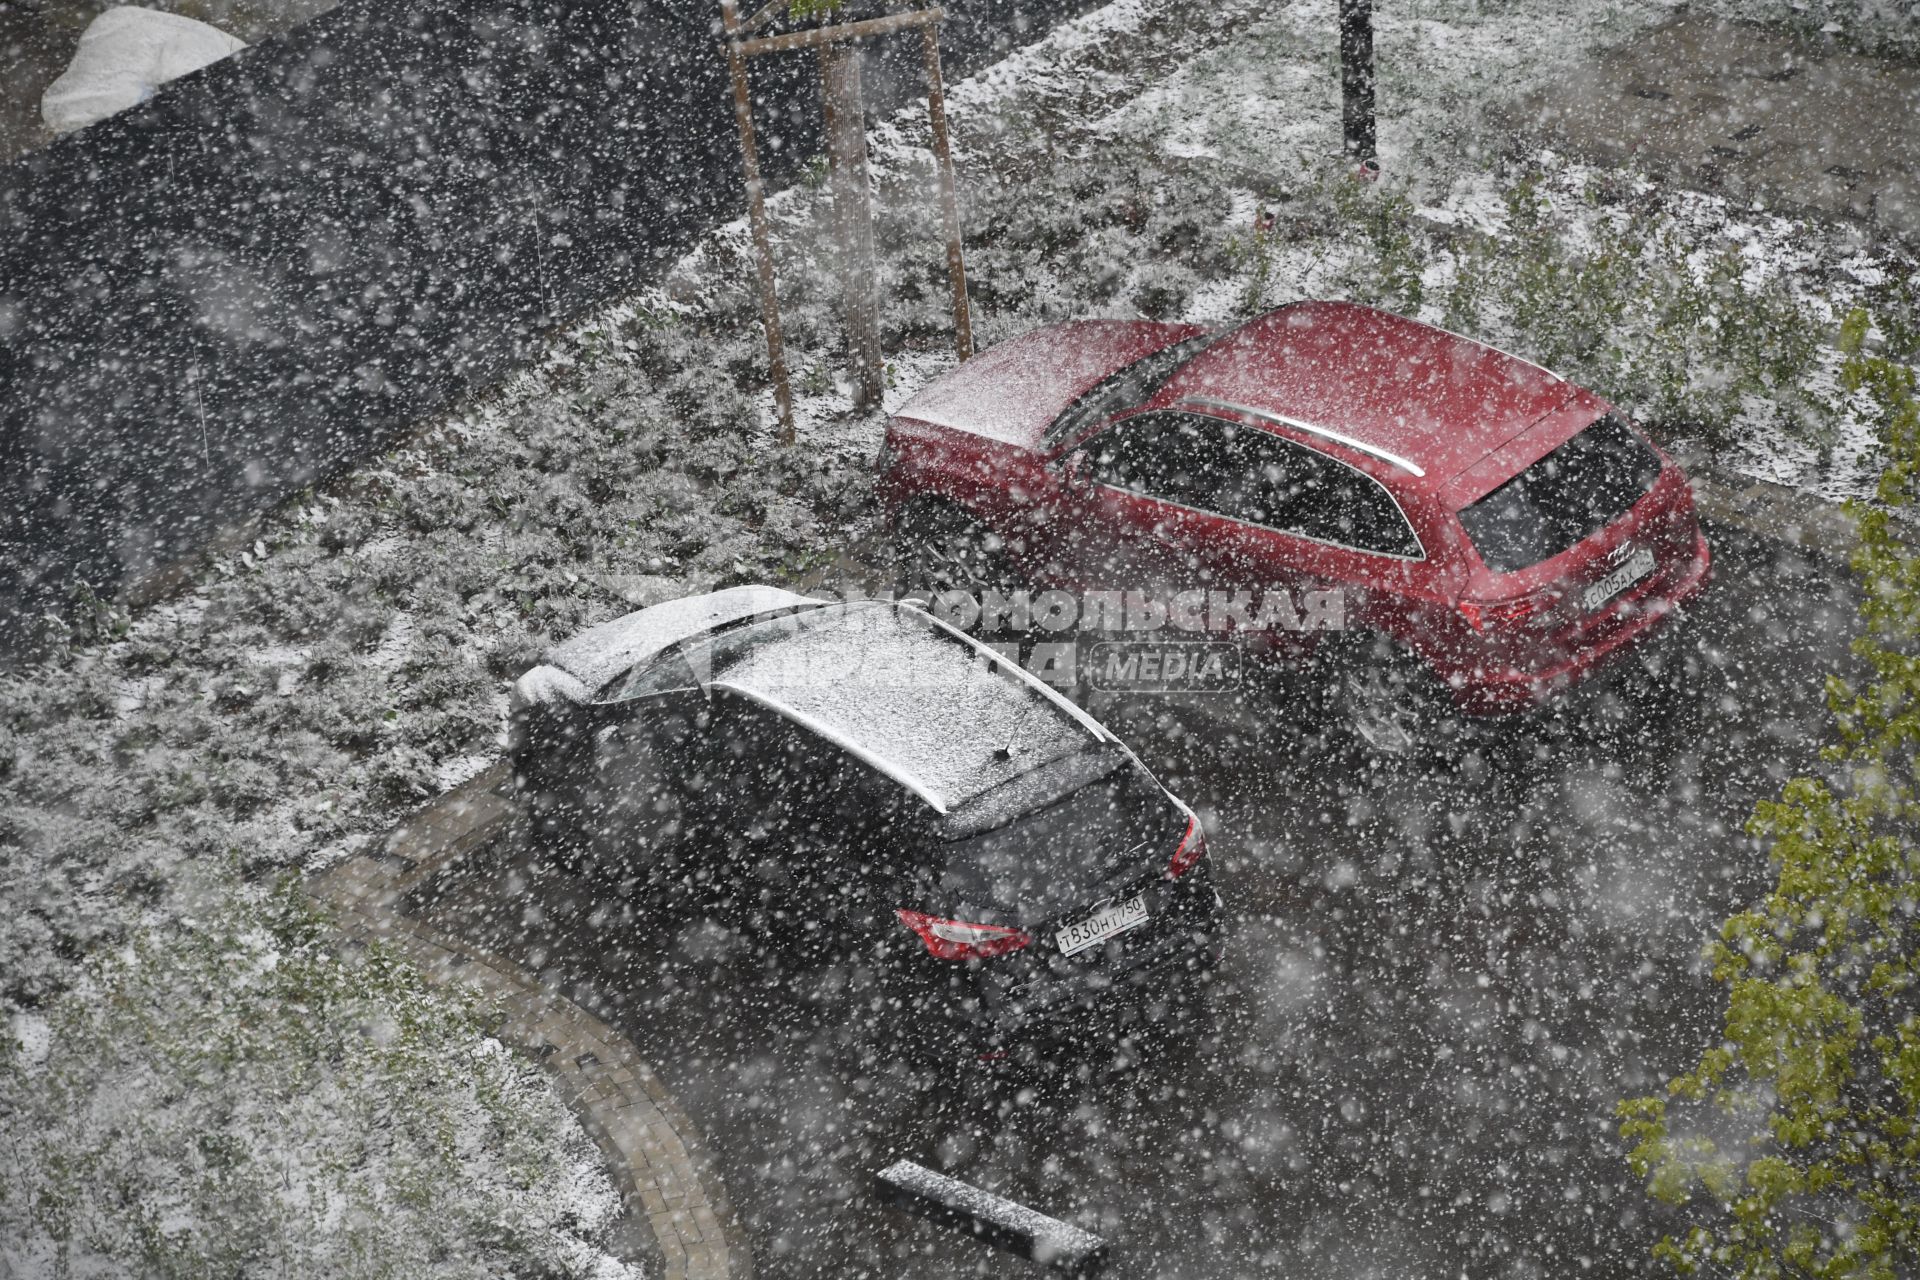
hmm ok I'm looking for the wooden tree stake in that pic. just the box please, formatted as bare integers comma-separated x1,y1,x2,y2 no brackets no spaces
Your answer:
720,0,796,443
922,24,972,361
819,41,885,412
719,4,972,441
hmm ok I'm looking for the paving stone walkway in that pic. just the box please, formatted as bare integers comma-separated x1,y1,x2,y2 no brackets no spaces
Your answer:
1670,441,1859,562
311,763,750,1280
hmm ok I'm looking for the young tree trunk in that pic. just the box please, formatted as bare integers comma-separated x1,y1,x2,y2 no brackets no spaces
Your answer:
1338,0,1376,164
720,0,795,442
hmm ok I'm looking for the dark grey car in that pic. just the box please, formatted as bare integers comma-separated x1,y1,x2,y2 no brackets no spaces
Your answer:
508,587,1223,1056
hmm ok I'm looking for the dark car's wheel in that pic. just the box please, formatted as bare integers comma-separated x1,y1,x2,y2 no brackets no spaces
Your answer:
893,500,1018,600
510,734,605,875
1330,636,1464,757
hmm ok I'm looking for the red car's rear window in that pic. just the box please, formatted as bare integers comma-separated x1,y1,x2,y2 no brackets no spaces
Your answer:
1458,416,1662,573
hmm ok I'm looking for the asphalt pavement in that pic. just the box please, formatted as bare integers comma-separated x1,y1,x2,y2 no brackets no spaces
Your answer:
414,521,1858,1279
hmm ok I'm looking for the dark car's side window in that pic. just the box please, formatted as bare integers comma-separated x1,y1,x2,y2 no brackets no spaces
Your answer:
681,699,906,841
677,699,923,911
691,704,809,824
602,645,700,703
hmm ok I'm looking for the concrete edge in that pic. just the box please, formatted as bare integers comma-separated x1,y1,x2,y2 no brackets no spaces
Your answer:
1670,442,1860,564
310,762,753,1280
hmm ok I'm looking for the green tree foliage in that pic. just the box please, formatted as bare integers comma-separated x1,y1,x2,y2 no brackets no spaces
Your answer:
1618,310,1919,1278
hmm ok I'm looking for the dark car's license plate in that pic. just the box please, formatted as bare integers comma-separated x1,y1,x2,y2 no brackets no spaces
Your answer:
1055,895,1148,956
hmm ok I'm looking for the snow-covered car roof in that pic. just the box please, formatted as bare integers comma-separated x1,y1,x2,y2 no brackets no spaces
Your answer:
544,584,824,695
706,602,1109,816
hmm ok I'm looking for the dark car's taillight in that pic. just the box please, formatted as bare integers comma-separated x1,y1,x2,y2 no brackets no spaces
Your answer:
895,909,1031,961
1168,815,1207,879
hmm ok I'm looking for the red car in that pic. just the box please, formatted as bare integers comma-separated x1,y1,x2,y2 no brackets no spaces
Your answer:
874,302,1712,752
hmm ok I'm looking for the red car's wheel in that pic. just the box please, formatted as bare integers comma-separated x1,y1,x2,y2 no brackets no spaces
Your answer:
1332,637,1464,758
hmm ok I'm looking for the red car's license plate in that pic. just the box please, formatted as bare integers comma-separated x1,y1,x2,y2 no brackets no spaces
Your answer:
1583,547,1656,613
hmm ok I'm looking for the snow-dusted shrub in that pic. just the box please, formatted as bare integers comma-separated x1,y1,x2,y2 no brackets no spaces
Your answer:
1301,164,1844,460
0,869,634,1279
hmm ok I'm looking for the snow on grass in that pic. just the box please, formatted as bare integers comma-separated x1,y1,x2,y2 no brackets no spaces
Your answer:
4,0,1917,1265
1095,0,1673,180
1402,155,1895,500
0,876,642,1277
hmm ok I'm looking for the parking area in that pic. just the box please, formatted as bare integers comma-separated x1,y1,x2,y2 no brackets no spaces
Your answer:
412,522,1856,1279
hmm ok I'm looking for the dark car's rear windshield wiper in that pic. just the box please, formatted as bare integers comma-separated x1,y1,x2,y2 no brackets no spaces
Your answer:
935,753,1175,913
936,742,1128,840
1043,331,1219,447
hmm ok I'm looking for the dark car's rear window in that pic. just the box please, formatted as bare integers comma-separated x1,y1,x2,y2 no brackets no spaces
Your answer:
1457,415,1662,573
935,758,1181,916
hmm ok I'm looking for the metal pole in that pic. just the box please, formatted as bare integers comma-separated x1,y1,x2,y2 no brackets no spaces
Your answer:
1338,0,1376,166
721,0,796,443
818,41,886,412
921,24,972,361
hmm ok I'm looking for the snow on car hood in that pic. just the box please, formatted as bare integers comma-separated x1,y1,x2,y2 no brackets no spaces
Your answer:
892,320,1203,451
544,584,823,695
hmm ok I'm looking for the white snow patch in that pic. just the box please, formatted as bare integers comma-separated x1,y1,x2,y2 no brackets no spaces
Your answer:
8,1014,51,1071
42,7,245,134
546,584,824,695
433,753,494,792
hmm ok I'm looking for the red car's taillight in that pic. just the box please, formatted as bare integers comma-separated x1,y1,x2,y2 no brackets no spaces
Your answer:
1458,590,1555,633
895,909,1031,961
1168,815,1207,879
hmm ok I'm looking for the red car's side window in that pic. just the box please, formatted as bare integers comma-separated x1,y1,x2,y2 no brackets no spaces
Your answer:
1083,413,1422,559
1231,432,1422,559
1083,413,1218,503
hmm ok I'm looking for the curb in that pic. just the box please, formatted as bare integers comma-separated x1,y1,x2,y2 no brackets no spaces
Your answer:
310,763,752,1280
1672,444,1859,564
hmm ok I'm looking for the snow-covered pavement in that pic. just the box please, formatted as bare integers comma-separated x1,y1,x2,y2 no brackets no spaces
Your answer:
420,524,1858,1278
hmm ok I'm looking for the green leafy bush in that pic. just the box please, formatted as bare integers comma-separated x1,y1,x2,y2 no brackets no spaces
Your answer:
1617,310,1919,1279
1328,168,1839,458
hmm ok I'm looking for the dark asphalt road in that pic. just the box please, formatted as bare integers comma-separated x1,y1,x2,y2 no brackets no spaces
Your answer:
416,522,1859,1279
